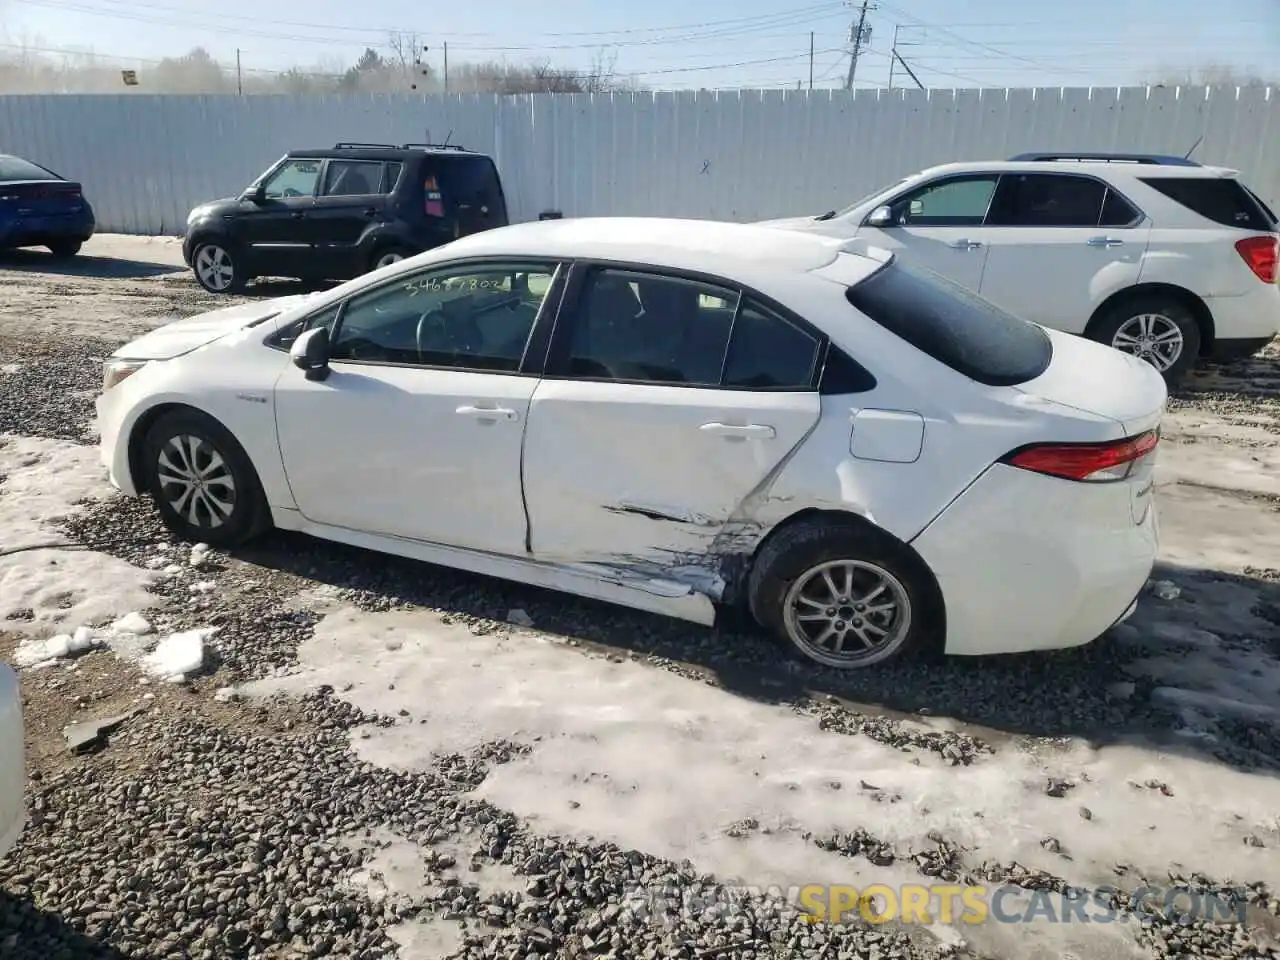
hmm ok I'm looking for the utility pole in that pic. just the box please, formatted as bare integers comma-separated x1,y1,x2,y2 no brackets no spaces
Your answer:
843,0,875,91
887,25,897,90
444,41,449,93
236,48,243,96
808,32,814,90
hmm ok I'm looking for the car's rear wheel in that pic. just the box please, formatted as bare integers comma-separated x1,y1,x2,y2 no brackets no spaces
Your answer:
192,241,245,294
142,410,269,548
1089,294,1201,385
47,240,82,259
747,518,941,670
369,246,413,272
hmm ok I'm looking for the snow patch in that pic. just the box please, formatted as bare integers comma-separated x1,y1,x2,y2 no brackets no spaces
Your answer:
141,628,214,682
0,363,21,375
244,606,1280,958
12,626,101,668
0,435,158,629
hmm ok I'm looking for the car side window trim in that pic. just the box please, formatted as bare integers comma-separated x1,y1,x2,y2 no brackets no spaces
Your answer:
267,258,569,377
262,157,324,200
318,158,385,198
982,172,1147,229
542,258,835,392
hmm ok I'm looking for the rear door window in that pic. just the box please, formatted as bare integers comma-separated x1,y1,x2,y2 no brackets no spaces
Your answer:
722,299,821,390
320,160,383,197
846,259,1052,386
985,173,1109,227
1139,177,1274,231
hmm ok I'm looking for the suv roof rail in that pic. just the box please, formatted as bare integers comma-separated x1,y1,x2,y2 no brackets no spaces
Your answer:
401,142,469,152
1009,151,1202,167
333,141,398,150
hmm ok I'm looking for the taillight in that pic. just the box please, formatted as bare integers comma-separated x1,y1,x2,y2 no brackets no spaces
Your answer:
1002,430,1159,483
1236,235,1278,284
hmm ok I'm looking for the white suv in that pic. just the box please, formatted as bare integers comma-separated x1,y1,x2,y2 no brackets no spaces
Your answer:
760,152,1280,383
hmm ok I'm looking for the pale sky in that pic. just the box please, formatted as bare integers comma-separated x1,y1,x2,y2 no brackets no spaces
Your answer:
1,0,1277,91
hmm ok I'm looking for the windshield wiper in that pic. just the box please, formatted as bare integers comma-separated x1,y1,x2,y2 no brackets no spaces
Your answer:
814,210,837,221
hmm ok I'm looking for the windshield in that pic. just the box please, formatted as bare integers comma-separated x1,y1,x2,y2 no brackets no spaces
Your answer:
827,176,913,219
0,155,58,182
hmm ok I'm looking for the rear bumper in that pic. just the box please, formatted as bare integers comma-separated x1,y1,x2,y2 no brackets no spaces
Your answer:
912,463,1158,657
1204,285,1280,352
0,665,26,860
0,209,94,248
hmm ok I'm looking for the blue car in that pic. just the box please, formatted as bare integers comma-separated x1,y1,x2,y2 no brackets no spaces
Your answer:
0,153,95,258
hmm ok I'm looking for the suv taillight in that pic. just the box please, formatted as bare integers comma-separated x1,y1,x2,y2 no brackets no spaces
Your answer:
1001,431,1159,483
1235,235,1278,284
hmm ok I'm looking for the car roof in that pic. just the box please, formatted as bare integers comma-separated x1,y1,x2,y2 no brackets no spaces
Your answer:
437,217,884,283
286,147,489,161
911,160,1239,180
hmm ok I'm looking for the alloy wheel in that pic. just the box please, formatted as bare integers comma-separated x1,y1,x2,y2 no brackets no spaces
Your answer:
195,244,235,292
782,559,913,668
1111,313,1184,372
374,251,405,269
156,434,237,529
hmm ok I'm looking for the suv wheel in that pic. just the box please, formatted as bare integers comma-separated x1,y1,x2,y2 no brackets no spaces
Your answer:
1090,293,1201,384
370,246,413,271
192,241,245,294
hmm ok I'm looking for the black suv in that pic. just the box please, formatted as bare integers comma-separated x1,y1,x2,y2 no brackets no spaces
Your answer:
182,142,509,294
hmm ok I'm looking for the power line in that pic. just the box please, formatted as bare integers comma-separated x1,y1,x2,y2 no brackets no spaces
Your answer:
8,0,848,51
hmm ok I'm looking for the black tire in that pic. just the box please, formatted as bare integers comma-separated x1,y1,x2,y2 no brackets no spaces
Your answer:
1087,293,1202,386
47,240,82,259
142,409,270,548
747,517,943,670
191,240,246,294
367,245,414,273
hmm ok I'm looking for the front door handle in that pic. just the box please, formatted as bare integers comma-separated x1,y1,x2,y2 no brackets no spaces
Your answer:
363,207,378,217
290,211,306,219
949,239,983,250
700,422,776,440
456,404,518,422
1087,236,1124,247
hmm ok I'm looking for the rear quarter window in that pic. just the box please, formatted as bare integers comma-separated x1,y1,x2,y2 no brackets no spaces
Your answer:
845,260,1052,387
1139,177,1274,231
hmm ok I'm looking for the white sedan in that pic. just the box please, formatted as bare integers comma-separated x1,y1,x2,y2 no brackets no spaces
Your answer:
0,663,25,858
97,218,1166,670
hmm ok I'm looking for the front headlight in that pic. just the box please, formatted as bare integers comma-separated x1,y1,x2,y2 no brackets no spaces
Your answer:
102,358,149,392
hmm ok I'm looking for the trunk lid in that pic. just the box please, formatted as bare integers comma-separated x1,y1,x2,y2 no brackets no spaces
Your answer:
1013,328,1168,437
114,294,314,361
0,179,86,217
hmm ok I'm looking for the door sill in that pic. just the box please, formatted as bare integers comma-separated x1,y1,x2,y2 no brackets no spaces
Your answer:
289,519,718,626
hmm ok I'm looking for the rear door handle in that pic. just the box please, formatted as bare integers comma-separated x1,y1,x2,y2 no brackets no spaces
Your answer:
1087,236,1124,247
456,404,518,422
949,239,983,250
700,422,776,440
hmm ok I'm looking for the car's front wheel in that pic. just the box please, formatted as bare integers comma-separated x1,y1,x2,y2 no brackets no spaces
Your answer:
192,241,246,294
748,518,941,669
142,410,269,547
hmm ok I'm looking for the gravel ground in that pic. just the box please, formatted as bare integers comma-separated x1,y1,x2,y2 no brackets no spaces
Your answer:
2,237,1280,960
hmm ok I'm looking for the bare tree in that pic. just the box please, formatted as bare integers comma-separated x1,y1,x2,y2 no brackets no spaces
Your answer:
1146,64,1276,87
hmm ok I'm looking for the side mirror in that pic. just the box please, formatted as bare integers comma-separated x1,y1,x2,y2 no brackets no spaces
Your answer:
241,184,266,204
866,205,894,227
290,327,331,381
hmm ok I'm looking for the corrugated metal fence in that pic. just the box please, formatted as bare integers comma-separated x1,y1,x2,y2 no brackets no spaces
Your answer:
0,86,1275,236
